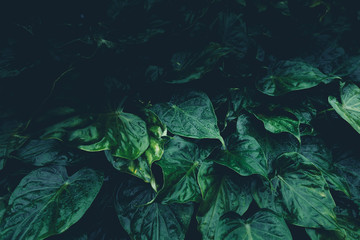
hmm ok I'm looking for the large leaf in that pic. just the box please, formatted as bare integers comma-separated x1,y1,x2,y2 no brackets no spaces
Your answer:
197,161,252,240
215,133,268,178
70,111,149,160
13,139,85,166
151,91,225,146
329,82,360,134
0,166,103,240
41,110,150,160
256,60,336,96
104,109,167,184
252,152,337,229
214,210,292,240
155,136,211,203
114,177,194,240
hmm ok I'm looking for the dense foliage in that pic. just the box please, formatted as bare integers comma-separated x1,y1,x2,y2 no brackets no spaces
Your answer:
1,0,360,239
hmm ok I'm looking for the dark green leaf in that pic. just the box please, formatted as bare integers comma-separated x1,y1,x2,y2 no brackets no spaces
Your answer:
214,210,292,240
0,120,27,170
252,111,300,142
300,136,350,197
236,114,299,171
215,133,268,178
155,136,210,203
105,151,153,183
305,228,347,240
252,152,337,229
334,150,360,206
152,91,224,146
114,177,194,240
257,60,337,96
197,161,252,240
13,139,85,166
41,110,149,160
166,43,229,84
0,166,103,240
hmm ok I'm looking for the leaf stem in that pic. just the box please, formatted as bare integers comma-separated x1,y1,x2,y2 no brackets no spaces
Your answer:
318,108,335,115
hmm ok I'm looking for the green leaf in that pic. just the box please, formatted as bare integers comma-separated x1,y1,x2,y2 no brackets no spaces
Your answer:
166,43,229,84
305,228,347,240
155,136,210,203
13,139,85,166
0,166,103,240
252,110,301,142
70,111,149,160
333,193,360,240
334,150,360,206
329,82,360,134
257,60,336,96
214,210,292,240
236,114,299,167
0,194,9,223
252,152,337,229
0,120,27,170
197,161,252,240
105,151,153,183
300,136,350,197
152,91,224,146
142,108,167,164
215,133,268,178
114,177,194,240
105,109,167,184
41,110,150,160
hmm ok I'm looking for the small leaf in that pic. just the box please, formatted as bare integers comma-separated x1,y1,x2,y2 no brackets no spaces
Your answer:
257,60,337,96
329,82,360,134
114,177,194,240
152,91,224,146
197,161,252,240
166,43,229,84
214,210,292,240
105,151,153,183
0,166,103,240
252,111,301,142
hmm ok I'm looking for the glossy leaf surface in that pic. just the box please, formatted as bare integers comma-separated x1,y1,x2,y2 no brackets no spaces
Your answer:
214,210,292,240
215,133,268,178
252,152,337,229
114,177,193,240
0,166,103,240
257,60,335,96
152,91,224,145
329,82,360,134
197,161,252,240
155,136,210,203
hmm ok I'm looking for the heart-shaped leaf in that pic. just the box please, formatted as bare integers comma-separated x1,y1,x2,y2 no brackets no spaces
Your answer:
215,210,292,240
0,166,103,240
